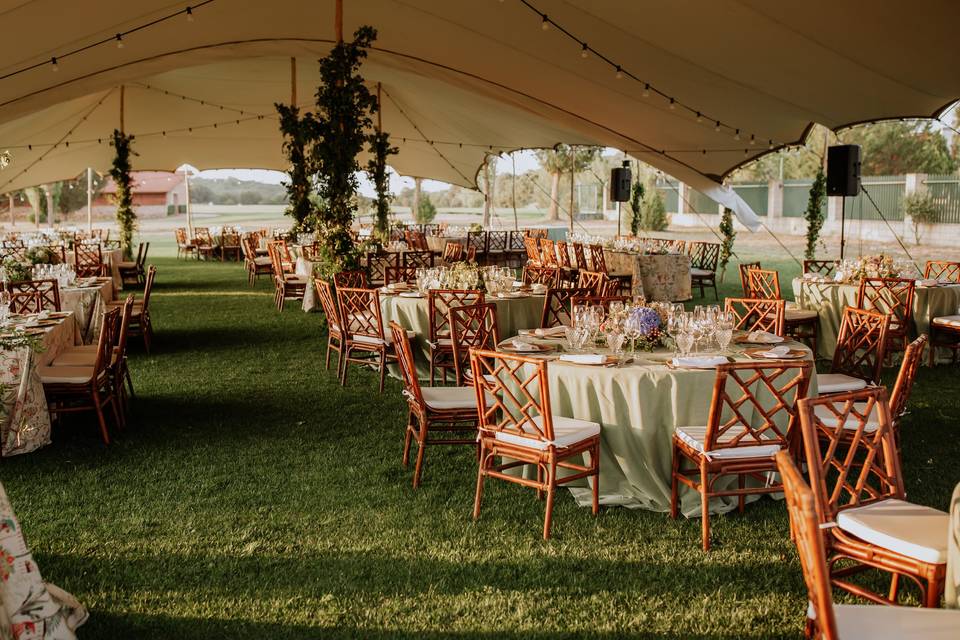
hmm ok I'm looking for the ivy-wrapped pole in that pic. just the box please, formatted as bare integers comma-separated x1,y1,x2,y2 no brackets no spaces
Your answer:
110,129,137,261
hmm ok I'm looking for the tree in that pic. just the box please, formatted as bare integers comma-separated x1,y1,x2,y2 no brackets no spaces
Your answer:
56,172,105,214
803,168,827,259
903,191,940,245
366,129,397,242
275,104,317,232
416,194,437,224
534,145,599,221
841,121,957,175
109,129,137,260
641,186,669,231
411,177,422,223
628,177,645,236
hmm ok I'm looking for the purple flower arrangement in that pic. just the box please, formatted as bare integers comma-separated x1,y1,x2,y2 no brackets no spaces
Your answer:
627,306,664,351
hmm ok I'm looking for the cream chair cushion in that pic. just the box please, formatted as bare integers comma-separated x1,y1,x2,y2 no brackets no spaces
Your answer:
832,603,960,638
420,386,478,411
785,308,818,321
495,415,600,451
690,268,713,277
817,373,868,395
932,314,960,328
675,425,782,459
38,365,95,384
836,499,949,564
812,403,880,432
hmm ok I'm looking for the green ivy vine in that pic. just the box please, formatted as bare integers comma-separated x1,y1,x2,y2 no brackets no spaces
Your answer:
109,129,137,260
275,104,317,233
804,168,827,260
718,207,736,282
367,129,397,243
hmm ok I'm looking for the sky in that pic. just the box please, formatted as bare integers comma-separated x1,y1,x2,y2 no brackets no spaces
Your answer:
192,149,551,197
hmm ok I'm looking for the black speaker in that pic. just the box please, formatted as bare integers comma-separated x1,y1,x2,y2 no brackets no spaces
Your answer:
827,145,861,197
610,162,632,202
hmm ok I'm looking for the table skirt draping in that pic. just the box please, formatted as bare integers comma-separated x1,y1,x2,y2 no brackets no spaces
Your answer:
0,314,78,457
66,247,123,291
604,250,692,301
792,278,960,360
426,236,463,254
0,483,87,639
296,259,318,312
61,278,114,344
380,293,544,379
504,342,816,516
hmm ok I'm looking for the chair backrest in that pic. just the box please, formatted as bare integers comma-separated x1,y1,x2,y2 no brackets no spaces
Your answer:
366,252,399,285
299,242,320,260
138,242,150,268
797,387,902,523
889,334,926,422
74,243,103,277
577,270,611,296
175,228,187,246
7,291,41,314
775,451,840,640
40,244,67,264
669,239,687,254
314,279,343,332
8,279,61,312
222,233,241,249
523,236,542,265
689,241,720,271
384,265,418,285
588,244,607,272
469,348,558,445
572,243,590,271
140,265,157,310
333,270,368,289
738,261,761,296
428,289,484,343
2,245,27,262
337,287,385,341
488,231,509,252
402,250,434,269
724,297,785,335
466,230,488,254
92,306,121,379
924,260,960,282
389,321,424,410
538,238,558,268
856,277,915,336
540,287,592,328
442,242,464,263
554,241,572,269
522,265,561,288
569,295,629,312
266,241,285,277
746,268,782,300
449,302,500,386
525,229,547,239
831,306,890,385
194,227,213,245
703,361,812,455
508,230,526,251
803,259,837,277
241,236,258,261
114,295,135,367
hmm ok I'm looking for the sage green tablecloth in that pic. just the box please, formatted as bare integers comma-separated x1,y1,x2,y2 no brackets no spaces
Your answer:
604,250,692,302
508,340,815,516
381,293,544,379
947,482,960,609
792,278,960,360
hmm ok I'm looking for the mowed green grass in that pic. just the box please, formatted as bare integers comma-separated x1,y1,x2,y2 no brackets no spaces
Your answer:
1,248,958,639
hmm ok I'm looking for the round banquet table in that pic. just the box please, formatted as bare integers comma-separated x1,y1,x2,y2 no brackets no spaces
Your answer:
791,277,960,361
603,249,692,302
381,292,544,379
506,338,816,516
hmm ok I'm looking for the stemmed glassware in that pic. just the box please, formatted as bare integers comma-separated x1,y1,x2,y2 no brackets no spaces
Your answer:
714,311,735,353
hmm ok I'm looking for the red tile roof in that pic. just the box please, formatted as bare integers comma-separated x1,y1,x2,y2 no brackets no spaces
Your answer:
99,171,184,195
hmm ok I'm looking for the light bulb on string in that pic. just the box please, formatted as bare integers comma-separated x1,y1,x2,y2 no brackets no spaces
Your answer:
768,139,774,150
116,34,124,49
615,65,623,79
668,98,675,110
695,112,702,123
541,14,550,30
186,6,194,22
50,57,59,72
749,134,756,145
734,129,741,141
642,84,650,98
580,43,589,58
714,120,721,132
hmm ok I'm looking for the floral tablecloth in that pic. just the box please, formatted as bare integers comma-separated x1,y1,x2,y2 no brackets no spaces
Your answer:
0,314,77,457
791,278,960,360
0,483,87,639
604,250,692,301
61,278,113,344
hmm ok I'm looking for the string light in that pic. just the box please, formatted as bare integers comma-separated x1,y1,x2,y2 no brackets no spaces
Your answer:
768,139,774,150
541,14,550,30
695,111,702,123
668,98,675,110
50,57,58,72
115,34,124,49
615,65,623,79
186,6,195,22
580,43,589,58
642,84,650,98
749,134,756,145
734,129,741,141
714,120,721,132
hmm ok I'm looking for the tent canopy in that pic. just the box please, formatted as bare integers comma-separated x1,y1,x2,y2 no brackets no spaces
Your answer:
0,0,957,230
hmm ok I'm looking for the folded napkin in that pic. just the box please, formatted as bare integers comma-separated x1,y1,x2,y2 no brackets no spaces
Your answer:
915,278,939,287
559,353,607,365
758,345,791,359
671,355,727,368
534,326,568,338
748,331,784,344
37,310,51,320
398,292,422,298
511,338,531,349
512,280,524,288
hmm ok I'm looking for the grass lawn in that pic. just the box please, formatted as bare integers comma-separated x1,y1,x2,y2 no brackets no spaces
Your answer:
2,250,958,639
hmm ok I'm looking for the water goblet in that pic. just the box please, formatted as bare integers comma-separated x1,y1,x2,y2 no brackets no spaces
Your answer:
676,330,694,358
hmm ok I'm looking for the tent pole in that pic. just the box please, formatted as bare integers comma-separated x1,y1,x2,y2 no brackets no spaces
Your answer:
512,153,518,232
86,167,93,232
8,194,13,228
119,85,125,134
290,57,297,106
184,168,193,240
376,82,382,132
569,145,575,236
839,197,846,260
335,0,343,43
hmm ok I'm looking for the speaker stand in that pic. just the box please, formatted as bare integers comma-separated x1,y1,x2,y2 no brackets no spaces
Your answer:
839,196,846,260
617,201,622,237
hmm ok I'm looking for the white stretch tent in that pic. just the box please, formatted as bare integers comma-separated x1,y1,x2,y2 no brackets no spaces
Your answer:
0,0,958,229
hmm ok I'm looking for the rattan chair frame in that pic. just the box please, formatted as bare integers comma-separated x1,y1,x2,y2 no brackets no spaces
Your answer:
315,279,346,378
427,289,484,386
384,265,419,285
576,270,612,296
365,252,399,286
442,241,464,264
830,306,890,386
923,260,960,282
448,302,500,386
74,243,104,277
337,286,396,393
554,240,573,269
540,287,592,328
588,244,607,273
469,348,600,539
572,243,590,271
538,239,558,268
671,360,813,550
7,291,41,314
798,388,946,608
333,270,368,289
738,261,761,296
268,242,306,311
748,268,818,350
242,236,271,285
803,259,838,277
402,250,434,269
522,265,561,288
856,277,916,355
689,241,720,299
523,236,542,266
724,297,785,335
8,279,61,312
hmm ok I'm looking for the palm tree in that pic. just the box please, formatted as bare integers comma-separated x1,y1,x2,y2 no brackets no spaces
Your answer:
534,145,599,221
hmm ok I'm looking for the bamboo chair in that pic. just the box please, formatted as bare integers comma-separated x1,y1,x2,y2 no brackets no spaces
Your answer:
268,242,307,311
38,306,122,445
487,231,509,266
738,261,761,296
797,388,949,608
469,349,601,539
929,314,960,366
219,233,242,262
37,244,67,264
242,236,272,285
175,228,197,260
523,236,542,266
818,307,890,395
554,240,573,271
315,279,346,378
467,231,487,262
923,260,960,283
747,268,819,352
670,360,812,550
521,265,561,289
7,279,61,312
538,238,558,268
525,229,548,239
689,241,720,299
804,259,839,277
390,322,480,488
107,265,157,353
776,450,960,639
7,291,41,314
337,287,409,393
448,302,499,386
442,241,464,264
299,242,321,260
588,244,607,273
427,289,484,386
669,239,687,254
507,231,527,267
576,270,612,297
384,265,418,286
118,242,149,285
572,243,590,271
333,270,368,289
74,243,104,277
540,287,592,328
402,250,434,269
365,252,398,287
856,277,916,356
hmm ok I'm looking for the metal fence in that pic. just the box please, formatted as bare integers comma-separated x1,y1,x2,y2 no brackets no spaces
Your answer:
925,175,960,224
844,175,906,222
732,183,768,216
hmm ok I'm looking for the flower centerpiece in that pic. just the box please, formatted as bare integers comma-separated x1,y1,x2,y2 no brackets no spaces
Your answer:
840,254,904,282
446,261,481,289
1,257,31,283
25,246,59,265
626,306,665,351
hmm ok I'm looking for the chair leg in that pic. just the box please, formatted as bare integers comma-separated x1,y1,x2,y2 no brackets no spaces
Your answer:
924,575,943,608
888,573,900,604
670,444,681,519
123,362,135,398
91,389,111,445
543,460,556,540
340,347,350,386
700,462,711,551
738,474,745,514
402,418,414,467
412,429,427,489
378,350,387,393
325,337,333,370
591,444,600,516
473,450,486,521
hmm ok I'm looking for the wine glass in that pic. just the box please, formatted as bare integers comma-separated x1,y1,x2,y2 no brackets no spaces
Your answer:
714,312,734,353
676,329,694,358
624,313,642,356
